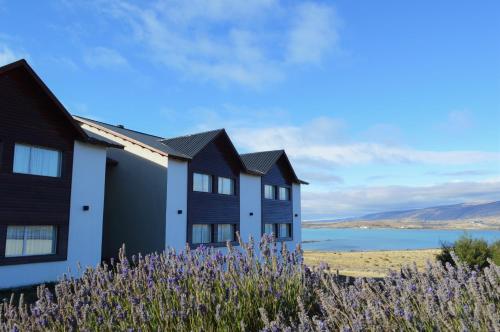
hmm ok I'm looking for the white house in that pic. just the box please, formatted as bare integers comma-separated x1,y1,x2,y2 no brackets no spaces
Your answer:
76,117,307,258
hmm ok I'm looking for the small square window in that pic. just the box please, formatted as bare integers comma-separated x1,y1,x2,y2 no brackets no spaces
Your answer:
264,223,275,235
193,173,212,192
278,224,292,239
278,187,290,200
217,224,235,242
218,177,235,195
192,224,211,244
264,185,275,199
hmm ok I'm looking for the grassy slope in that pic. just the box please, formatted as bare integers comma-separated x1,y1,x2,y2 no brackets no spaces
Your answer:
303,249,440,278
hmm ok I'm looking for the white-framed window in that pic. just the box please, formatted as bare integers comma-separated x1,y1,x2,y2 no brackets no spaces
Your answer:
264,223,275,235
218,177,235,195
278,223,292,238
278,187,290,201
264,185,275,200
192,224,211,244
13,144,62,177
217,224,235,242
5,225,57,257
193,173,212,193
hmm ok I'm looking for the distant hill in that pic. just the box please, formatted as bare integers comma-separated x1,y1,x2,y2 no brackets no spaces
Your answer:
356,201,500,222
303,201,500,230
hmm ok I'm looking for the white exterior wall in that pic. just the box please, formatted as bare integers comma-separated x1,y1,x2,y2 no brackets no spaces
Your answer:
291,183,302,249
239,173,262,246
165,159,188,251
0,141,107,289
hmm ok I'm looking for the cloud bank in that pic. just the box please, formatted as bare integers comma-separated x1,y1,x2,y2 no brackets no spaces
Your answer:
86,0,340,86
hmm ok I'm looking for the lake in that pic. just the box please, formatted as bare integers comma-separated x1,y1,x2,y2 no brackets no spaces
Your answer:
302,228,500,251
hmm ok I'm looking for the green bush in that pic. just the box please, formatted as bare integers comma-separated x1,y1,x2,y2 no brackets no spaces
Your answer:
437,234,494,269
491,240,500,265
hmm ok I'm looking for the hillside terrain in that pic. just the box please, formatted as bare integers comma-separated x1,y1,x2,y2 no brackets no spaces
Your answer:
304,201,500,229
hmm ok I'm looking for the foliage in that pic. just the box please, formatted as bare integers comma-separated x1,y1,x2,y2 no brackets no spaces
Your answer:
491,240,500,265
1,236,499,331
436,234,495,269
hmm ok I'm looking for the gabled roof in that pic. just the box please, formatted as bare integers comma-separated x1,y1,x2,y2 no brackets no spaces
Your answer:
75,116,188,159
0,59,119,149
241,150,308,184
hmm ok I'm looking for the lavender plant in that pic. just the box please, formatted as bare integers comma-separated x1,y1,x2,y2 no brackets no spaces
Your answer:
1,236,498,332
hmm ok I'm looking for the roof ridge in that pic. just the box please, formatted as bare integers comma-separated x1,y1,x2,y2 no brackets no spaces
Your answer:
240,149,284,156
74,115,165,140
161,128,224,142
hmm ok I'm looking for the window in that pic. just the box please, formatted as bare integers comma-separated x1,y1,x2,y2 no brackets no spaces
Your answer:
264,223,275,235
13,144,61,177
279,187,290,201
278,223,292,238
264,185,275,199
217,224,235,242
5,225,57,257
218,177,235,195
193,173,212,192
192,224,211,244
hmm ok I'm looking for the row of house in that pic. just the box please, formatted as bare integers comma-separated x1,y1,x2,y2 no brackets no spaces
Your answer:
0,60,306,289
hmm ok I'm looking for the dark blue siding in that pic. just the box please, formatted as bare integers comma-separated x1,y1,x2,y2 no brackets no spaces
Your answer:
187,135,240,243
261,156,293,228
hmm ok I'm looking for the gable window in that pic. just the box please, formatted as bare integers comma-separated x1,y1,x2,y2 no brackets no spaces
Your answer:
218,177,235,195
5,225,57,257
278,187,290,201
264,185,275,200
193,173,212,193
192,224,211,244
13,144,61,177
217,224,235,242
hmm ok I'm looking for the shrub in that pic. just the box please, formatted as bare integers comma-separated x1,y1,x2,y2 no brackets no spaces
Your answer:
437,234,495,269
491,240,500,265
1,237,499,331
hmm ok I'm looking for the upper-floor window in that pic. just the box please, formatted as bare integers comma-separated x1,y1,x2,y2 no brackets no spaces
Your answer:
278,187,290,201
218,177,235,195
193,173,212,192
264,185,275,199
5,225,57,257
13,144,62,177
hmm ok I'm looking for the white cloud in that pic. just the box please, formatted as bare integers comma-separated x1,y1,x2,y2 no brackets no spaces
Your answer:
0,43,26,66
85,0,340,86
84,47,128,69
286,3,339,64
303,179,500,218
229,119,500,167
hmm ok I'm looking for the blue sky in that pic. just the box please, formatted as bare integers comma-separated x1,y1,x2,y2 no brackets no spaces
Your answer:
1,0,499,219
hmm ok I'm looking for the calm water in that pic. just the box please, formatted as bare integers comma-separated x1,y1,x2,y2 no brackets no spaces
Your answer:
302,228,500,251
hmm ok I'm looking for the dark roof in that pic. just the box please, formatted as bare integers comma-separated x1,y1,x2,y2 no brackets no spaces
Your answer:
0,59,118,149
160,129,224,158
75,116,190,159
241,150,308,184
82,128,124,149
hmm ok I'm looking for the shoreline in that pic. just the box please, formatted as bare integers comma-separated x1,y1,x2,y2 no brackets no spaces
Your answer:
302,220,500,231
